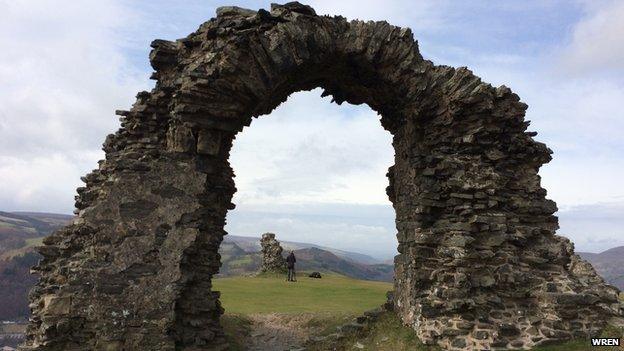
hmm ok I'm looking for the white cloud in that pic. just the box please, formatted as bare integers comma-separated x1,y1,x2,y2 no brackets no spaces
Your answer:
0,153,99,213
230,89,394,206
305,0,446,29
453,44,624,210
558,201,624,253
498,74,624,208
0,1,148,212
559,0,624,74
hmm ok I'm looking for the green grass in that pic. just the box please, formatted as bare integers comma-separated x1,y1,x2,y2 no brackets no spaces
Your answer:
213,272,392,315
0,221,16,228
215,274,622,350
309,311,437,351
311,311,623,351
0,236,45,260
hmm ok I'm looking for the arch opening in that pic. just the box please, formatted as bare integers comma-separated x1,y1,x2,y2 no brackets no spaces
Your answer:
225,89,396,255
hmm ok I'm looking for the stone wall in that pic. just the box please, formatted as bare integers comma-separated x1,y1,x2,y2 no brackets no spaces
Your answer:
21,2,621,350
259,233,287,273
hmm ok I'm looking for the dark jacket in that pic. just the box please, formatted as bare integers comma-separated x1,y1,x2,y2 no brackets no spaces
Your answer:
286,252,296,268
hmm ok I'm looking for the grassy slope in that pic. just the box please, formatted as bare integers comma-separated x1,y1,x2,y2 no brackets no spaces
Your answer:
215,273,392,350
0,237,44,260
214,272,392,315
215,274,623,351
0,211,72,260
313,311,623,351
308,312,438,351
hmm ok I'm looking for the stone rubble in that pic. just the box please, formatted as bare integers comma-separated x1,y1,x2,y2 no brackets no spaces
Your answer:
307,292,394,348
21,2,622,351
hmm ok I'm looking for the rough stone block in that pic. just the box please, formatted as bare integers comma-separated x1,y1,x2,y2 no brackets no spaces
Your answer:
166,124,195,153
41,295,71,316
197,129,221,156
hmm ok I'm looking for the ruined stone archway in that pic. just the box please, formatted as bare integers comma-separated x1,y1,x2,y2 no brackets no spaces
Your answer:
22,3,621,351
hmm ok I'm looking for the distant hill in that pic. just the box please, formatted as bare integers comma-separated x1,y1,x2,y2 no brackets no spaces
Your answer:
217,243,394,282
578,246,624,290
0,212,393,320
225,235,382,265
0,212,73,322
1,211,622,322
0,252,40,321
218,242,262,277
0,212,74,260
294,247,393,282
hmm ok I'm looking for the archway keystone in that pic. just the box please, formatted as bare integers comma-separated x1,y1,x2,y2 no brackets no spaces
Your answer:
22,2,621,350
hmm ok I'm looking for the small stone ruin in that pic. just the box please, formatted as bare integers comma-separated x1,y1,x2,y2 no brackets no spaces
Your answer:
259,233,287,273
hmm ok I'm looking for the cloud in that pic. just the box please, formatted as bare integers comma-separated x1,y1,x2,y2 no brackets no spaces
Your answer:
559,0,624,75
438,15,624,210
0,1,148,212
305,0,447,29
496,73,624,208
558,201,624,253
230,89,394,206
0,153,99,214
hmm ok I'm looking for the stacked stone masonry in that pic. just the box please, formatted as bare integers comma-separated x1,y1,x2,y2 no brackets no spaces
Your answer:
259,233,287,273
21,2,622,351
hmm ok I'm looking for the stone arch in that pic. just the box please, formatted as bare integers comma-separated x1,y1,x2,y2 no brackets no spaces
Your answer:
22,3,621,351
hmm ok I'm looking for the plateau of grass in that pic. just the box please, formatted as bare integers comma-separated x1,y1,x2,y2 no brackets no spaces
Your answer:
213,272,391,315
214,273,623,350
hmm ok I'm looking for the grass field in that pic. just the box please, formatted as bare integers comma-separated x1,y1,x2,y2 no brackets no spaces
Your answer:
214,272,392,314
214,273,623,350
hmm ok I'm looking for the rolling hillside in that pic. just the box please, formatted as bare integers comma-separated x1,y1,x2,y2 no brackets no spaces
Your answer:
579,247,624,290
1,211,623,324
217,242,394,282
0,212,73,260
224,234,382,265
293,247,393,282
0,212,394,321
0,212,73,321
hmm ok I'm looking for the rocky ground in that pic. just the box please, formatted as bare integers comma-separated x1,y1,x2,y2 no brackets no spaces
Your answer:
245,314,316,351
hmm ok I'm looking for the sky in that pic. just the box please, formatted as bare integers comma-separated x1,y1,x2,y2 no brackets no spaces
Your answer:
1,0,623,259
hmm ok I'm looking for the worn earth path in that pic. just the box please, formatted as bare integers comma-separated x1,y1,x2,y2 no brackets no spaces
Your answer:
246,313,316,351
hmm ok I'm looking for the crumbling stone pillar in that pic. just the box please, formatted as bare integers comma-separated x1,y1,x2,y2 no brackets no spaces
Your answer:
22,2,621,351
259,233,287,273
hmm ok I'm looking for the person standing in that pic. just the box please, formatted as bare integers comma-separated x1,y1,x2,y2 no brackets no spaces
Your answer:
286,250,297,282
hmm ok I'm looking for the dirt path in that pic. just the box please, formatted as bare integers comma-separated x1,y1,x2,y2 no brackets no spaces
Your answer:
245,313,316,351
